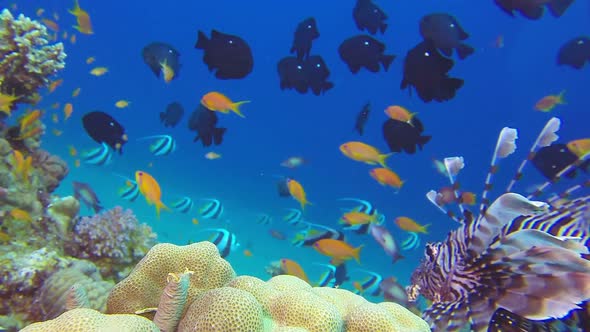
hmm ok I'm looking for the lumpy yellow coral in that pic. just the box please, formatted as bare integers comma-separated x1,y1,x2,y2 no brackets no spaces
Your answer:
0,9,66,104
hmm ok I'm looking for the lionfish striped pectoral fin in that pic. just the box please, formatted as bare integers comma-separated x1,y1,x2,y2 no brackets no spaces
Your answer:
479,229,590,321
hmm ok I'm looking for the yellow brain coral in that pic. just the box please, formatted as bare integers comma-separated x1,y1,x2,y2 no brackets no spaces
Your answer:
20,308,159,332
106,242,235,316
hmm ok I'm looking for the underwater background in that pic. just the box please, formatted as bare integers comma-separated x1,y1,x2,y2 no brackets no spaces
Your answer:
2,0,590,331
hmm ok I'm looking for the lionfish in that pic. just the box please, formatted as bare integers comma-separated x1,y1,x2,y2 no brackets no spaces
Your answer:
407,117,590,331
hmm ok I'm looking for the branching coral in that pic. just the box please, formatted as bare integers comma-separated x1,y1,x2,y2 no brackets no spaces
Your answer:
64,206,157,280
0,9,66,106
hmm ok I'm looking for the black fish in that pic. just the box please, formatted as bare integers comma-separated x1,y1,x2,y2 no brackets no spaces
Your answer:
355,102,370,135
142,42,181,81
382,117,431,154
82,111,127,154
304,55,334,95
353,0,388,35
277,177,292,197
195,30,253,79
278,57,308,93
419,13,474,60
557,36,590,69
277,56,333,95
291,17,319,60
338,35,395,74
401,40,464,103
187,105,226,147
160,102,184,128
494,0,574,19
532,143,589,180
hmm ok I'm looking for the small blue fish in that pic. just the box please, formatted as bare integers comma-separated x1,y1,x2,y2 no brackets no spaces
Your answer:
401,232,421,251
171,196,193,213
199,198,224,219
82,142,112,165
200,228,239,258
256,213,272,225
113,173,139,202
352,269,383,297
283,208,304,226
138,135,176,156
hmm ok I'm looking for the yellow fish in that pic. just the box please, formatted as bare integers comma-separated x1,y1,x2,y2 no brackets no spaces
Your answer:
287,178,311,211
339,141,392,168
394,216,430,234
135,171,169,218
90,67,108,76
115,100,130,108
10,208,32,222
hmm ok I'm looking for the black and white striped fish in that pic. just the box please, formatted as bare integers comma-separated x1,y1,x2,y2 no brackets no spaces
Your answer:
171,196,193,213
292,222,344,247
352,269,383,297
138,135,177,156
283,208,304,226
201,228,239,258
408,118,590,332
116,176,139,201
198,198,224,219
82,142,112,165
401,232,421,251
338,198,385,234
313,262,349,288
256,213,272,225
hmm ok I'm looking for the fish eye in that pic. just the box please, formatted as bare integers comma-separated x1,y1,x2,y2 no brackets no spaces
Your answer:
138,172,143,176
578,40,584,45
296,65,302,70
307,25,312,29
364,41,369,46
109,121,114,127
449,23,455,28
228,40,234,44
316,63,321,68
424,52,430,57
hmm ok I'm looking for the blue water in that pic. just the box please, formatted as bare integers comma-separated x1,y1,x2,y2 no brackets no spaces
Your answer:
13,0,590,299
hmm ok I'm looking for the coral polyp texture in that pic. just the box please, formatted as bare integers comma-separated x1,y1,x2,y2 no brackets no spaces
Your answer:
24,241,429,332
64,206,158,279
0,9,66,106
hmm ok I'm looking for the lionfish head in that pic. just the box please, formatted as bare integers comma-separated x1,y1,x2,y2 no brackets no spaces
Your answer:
408,242,447,303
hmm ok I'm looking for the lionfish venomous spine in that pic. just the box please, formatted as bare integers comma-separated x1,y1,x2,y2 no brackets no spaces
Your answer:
408,117,590,332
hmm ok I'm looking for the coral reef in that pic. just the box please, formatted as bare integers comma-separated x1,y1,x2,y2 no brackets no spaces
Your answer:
64,206,157,280
0,9,66,107
75,241,427,332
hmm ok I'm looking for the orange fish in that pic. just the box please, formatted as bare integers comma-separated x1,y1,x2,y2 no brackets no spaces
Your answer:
68,145,78,156
72,87,81,97
280,258,309,283
86,56,95,64
191,217,199,225
243,249,253,257
36,8,45,17
201,92,250,118
286,178,311,210
566,138,590,158
534,90,566,112
384,105,417,124
20,109,42,133
135,170,169,218
90,67,108,76
69,0,93,34
48,79,63,93
394,216,430,234
70,34,77,44
369,167,404,189
74,159,81,167
63,103,73,120
339,141,392,168
41,18,59,32
459,191,476,205
339,211,377,226
313,239,363,264
12,150,32,184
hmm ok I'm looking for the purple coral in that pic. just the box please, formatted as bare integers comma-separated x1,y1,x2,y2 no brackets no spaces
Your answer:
65,206,156,266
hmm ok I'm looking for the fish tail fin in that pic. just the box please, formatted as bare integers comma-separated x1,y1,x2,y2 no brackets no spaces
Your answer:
378,153,394,168
457,43,475,60
421,223,431,234
417,135,432,150
69,0,81,14
393,253,404,263
353,245,364,264
231,101,250,118
155,201,170,219
558,90,567,104
380,54,395,71
195,31,208,49
213,128,226,145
